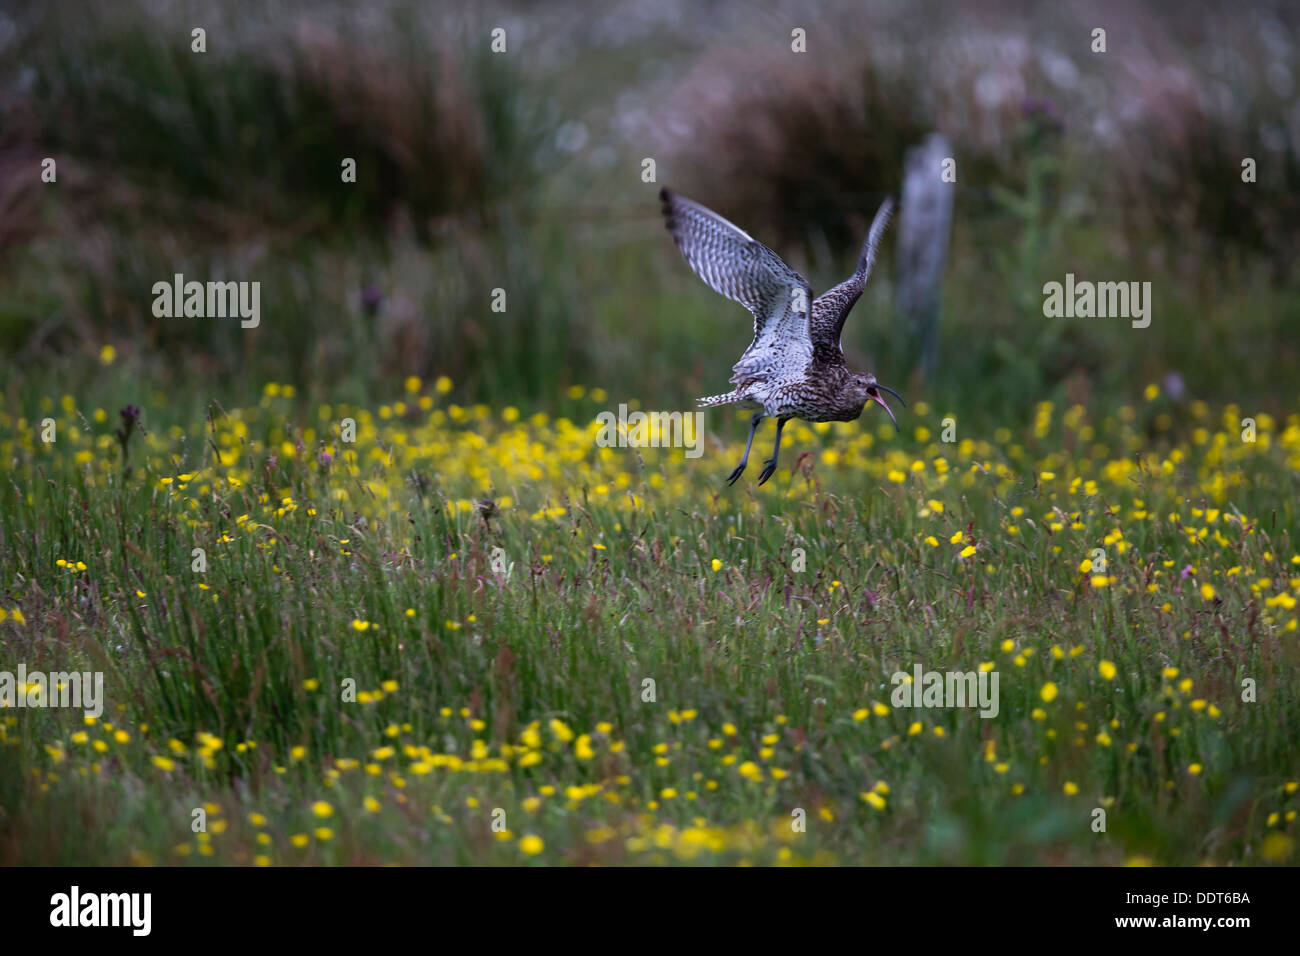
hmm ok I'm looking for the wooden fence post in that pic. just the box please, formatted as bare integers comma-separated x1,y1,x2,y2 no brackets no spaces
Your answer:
895,133,953,384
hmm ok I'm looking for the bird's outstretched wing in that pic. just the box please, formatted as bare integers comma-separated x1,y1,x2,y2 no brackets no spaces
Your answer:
661,188,814,383
810,196,895,354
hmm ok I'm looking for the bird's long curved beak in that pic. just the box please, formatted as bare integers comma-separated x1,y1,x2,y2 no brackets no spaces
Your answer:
875,383,906,408
870,384,905,428
871,392,897,428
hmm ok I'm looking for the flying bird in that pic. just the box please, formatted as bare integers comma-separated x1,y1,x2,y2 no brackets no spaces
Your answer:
660,188,904,485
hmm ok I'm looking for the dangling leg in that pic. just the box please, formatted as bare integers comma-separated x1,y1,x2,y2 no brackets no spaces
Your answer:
758,416,790,486
727,414,764,486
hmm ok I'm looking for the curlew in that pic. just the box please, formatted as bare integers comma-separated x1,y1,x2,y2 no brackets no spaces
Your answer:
660,188,905,486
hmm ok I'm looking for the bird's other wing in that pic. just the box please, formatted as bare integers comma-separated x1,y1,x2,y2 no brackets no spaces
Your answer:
661,188,815,377
810,196,895,354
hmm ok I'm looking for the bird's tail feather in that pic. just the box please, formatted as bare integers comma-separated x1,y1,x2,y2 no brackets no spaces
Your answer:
697,390,740,408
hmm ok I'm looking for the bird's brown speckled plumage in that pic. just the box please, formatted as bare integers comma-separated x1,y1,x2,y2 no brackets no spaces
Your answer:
660,187,903,485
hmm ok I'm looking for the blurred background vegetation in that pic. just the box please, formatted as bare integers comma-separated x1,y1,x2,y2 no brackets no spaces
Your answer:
1,0,1297,427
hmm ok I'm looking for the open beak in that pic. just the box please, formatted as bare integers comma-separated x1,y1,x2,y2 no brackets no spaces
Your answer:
868,384,905,428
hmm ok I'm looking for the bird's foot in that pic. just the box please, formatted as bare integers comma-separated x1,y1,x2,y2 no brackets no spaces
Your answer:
757,458,778,486
725,461,747,486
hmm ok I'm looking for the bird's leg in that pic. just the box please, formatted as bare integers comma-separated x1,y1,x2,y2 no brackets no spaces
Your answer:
757,416,790,486
726,414,764,486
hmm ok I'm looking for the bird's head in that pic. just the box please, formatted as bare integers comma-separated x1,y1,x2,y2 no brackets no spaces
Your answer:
851,373,905,427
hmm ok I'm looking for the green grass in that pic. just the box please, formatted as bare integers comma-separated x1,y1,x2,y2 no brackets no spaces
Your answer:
1,378,1298,865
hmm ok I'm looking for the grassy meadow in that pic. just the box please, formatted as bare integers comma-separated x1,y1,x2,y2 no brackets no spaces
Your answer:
2,0,1299,865
3,378,1300,865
